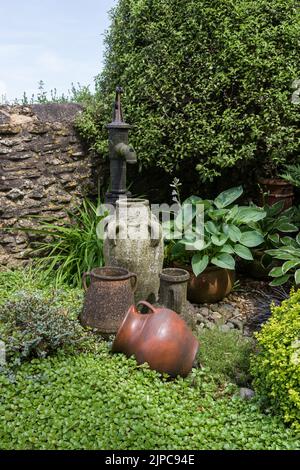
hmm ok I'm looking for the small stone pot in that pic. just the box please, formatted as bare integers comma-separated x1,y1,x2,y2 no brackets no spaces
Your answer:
80,266,137,334
159,268,190,314
112,300,199,378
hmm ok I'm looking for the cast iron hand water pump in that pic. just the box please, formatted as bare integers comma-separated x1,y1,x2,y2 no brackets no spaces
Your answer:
105,86,137,205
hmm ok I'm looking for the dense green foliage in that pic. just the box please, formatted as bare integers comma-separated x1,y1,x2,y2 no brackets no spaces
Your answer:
1,345,300,450
281,164,300,188
78,0,300,182
164,186,265,275
0,292,84,366
14,199,108,288
251,289,300,432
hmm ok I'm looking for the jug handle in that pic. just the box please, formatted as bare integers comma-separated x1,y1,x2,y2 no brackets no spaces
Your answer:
129,273,138,292
82,272,90,292
137,300,157,313
148,220,162,248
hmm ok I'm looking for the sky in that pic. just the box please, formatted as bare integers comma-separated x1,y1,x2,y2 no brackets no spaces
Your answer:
0,0,117,102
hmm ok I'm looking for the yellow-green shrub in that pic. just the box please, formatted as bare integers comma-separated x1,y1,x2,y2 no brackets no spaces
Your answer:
251,290,300,432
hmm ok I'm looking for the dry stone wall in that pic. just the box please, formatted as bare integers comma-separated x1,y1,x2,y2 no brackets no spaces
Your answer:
0,103,105,268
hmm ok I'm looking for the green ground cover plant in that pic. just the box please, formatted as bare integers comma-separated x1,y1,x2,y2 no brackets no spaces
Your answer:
0,345,300,450
251,289,300,432
0,269,299,449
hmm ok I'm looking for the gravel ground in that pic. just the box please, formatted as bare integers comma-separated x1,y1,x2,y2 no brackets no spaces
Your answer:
189,276,290,336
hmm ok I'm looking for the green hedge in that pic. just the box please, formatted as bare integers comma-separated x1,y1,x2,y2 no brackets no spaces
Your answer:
251,289,300,432
78,0,300,182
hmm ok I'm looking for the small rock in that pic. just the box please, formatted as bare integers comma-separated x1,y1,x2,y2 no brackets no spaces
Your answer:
230,318,244,331
217,303,236,320
198,307,210,317
226,322,235,329
210,304,221,313
196,313,205,324
239,388,255,400
210,311,224,325
204,320,215,330
219,324,231,333
7,188,24,201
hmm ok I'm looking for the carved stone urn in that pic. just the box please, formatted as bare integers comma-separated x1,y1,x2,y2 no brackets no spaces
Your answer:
104,198,164,302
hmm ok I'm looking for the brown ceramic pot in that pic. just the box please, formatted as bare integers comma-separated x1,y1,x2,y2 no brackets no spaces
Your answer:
112,300,199,378
80,266,137,334
258,178,294,209
174,262,235,304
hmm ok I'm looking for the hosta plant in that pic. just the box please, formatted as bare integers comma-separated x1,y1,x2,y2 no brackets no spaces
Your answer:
266,233,300,286
164,186,265,276
247,201,298,269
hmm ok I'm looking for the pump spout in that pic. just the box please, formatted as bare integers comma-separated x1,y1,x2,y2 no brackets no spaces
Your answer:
115,142,137,164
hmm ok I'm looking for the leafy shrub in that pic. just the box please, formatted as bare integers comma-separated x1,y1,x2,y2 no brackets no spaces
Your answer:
14,199,108,288
198,328,255,386
251,289,300,432
0,292,84,366
78,0,300,183
0,345,299,450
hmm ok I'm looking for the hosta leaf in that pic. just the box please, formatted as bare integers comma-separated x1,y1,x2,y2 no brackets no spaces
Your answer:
282,260,300,274
214,186,243,209
208,208,228,220
192,253,209,277
220,244,235,254
268,233,280,245
281,236,298,248
240,231,264,247
227,225,242,243
233,244,253,260
205,221,220,235
211,253,235,270
270,275,290,286
296,233,300,246
276,222,298,233
295,269,300,285
211,234,228,246
269,266,284,278
233,206,266,224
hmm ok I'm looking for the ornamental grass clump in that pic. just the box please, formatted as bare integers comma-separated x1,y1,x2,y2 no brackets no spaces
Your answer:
251,289,300,432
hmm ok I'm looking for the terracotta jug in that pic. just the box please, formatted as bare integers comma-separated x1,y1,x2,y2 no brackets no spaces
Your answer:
112,300,199,377
80,266,137,334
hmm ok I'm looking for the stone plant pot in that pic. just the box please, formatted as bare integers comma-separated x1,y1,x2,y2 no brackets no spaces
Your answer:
258,178,294,210
174,262,235,304
104,198,164,303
